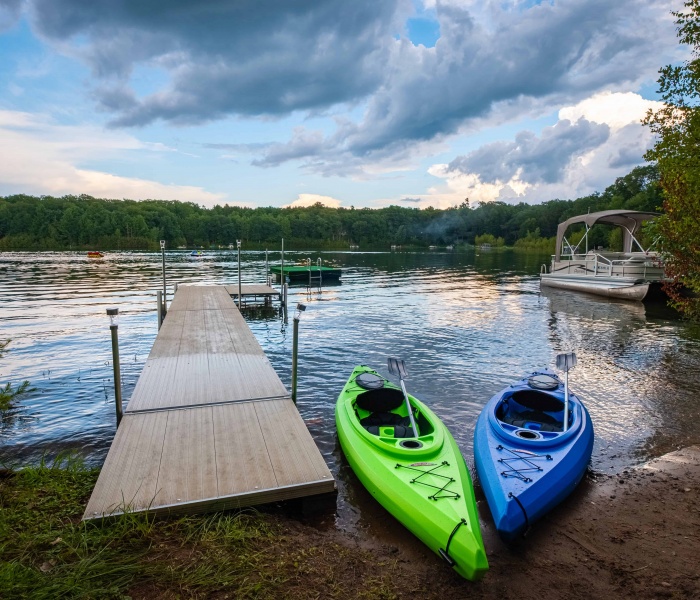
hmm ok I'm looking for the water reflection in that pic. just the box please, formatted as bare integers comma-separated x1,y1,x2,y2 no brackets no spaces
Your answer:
1,250,699,491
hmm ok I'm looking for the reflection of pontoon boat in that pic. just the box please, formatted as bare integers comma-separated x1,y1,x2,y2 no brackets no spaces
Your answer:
540,210,666,301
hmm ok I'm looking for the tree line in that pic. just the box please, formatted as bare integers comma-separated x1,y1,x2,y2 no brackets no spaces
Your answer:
0,165,662,252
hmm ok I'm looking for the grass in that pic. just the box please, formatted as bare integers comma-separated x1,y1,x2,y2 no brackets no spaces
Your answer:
0,453,408,600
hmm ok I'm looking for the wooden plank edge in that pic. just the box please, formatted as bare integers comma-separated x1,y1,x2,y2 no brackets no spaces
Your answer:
82,479,337,521
126,394,293,414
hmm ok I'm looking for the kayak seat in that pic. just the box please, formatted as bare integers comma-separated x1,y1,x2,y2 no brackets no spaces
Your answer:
360,412,414,438
364,424,415,438
360,412,411,427
509,418,561,433
355,387,405,412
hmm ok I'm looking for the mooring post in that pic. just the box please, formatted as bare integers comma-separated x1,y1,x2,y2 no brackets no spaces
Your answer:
281,238,285,297
237,239,242,308
107,308,123,428
291,303,306,404
265,249,270,286
160,240,167,315
157,290,163,330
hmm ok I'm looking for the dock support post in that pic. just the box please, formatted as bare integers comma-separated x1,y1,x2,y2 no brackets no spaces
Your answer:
281,238,285,294
107,308,123,428
237,240,242,307
160,240,167,315
291,303,306,404
157,290,163,329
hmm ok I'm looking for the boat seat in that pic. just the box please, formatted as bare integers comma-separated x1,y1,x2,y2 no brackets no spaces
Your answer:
364,424,415,438
499,409,563,432
509,419,561,433
355,388,404,412
360,412,414,438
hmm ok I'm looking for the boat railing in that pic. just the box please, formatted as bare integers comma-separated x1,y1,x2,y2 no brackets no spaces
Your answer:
551,252,664,279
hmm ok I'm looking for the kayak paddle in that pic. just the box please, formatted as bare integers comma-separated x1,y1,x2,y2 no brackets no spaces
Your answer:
387,357,419,437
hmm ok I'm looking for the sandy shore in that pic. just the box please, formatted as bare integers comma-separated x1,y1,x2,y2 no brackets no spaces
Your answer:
275,446,700,599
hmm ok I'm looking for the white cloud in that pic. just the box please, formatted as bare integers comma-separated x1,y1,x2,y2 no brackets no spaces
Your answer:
282,193,342,208
559,91,664,129
0,110,225,205
419,91,660,207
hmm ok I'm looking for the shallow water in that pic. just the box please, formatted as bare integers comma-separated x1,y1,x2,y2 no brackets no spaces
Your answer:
1,250,699,526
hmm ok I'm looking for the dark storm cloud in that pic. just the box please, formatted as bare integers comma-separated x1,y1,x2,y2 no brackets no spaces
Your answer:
21,0,674,170
448,118,610,184
333,0,662,155
252,0,673,173
28,0,404,125
0,0,21,32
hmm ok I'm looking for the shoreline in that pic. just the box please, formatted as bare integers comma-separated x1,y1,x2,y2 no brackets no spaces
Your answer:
292,446,700,599
1,446,697,598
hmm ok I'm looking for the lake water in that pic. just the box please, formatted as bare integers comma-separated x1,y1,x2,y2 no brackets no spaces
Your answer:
2,250,699,521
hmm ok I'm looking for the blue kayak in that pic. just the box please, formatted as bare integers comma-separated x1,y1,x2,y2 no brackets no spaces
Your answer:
474,370,594,541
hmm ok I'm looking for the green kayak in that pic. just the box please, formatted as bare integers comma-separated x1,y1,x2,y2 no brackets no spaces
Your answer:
335,365,488,581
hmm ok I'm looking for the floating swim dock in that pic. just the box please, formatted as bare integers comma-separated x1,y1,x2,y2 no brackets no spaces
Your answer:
83,285,334,520
225,284,280,305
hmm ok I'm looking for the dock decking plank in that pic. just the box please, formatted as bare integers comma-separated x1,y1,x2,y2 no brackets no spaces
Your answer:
255,399,333,487
213,403,279,496
158,408,218,506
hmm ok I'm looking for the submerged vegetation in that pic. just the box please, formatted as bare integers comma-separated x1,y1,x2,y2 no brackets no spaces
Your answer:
0,165,662,251
0,340,32,412
0,454,407,600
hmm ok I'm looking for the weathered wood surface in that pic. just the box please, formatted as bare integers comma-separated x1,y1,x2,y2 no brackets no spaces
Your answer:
83,285,334,519
225,284,279,299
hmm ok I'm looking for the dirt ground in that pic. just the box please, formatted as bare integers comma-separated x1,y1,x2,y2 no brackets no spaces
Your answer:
275,446,700,600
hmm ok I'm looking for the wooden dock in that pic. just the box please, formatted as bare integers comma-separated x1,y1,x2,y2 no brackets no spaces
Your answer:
225,284,280,305
83,285,334,520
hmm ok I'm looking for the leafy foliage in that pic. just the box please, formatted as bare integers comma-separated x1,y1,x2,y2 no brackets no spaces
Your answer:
644,1,700,319
0,166,662,251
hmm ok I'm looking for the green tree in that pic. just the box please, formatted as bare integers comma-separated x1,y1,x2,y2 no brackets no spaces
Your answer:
644,0,700,318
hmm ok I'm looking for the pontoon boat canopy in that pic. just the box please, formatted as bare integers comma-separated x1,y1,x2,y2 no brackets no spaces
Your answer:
555,210,659,260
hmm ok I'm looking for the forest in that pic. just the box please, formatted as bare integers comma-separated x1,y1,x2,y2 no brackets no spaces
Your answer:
0,165,662,251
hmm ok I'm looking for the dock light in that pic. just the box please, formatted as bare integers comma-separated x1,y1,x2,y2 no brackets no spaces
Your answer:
106,308,123,427
237,239,241,249
160,240,165,250
291,303,307,404
107,307,119,328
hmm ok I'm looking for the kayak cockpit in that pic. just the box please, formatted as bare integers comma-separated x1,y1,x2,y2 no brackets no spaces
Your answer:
496,389,567,433
352,386,435,439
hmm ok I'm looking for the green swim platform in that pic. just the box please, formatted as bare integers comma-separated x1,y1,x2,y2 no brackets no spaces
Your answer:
269,264,342,281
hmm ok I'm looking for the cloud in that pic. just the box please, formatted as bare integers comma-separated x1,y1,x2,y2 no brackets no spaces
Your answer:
419,91,662,207
251,0,678,174
27,0,405,125
448,118,610,185
282,193,342,209
0,110,225,205
559,91,664,129
0,0,21,33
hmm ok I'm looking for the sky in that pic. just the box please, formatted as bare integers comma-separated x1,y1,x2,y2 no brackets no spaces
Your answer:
0,0,687,209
